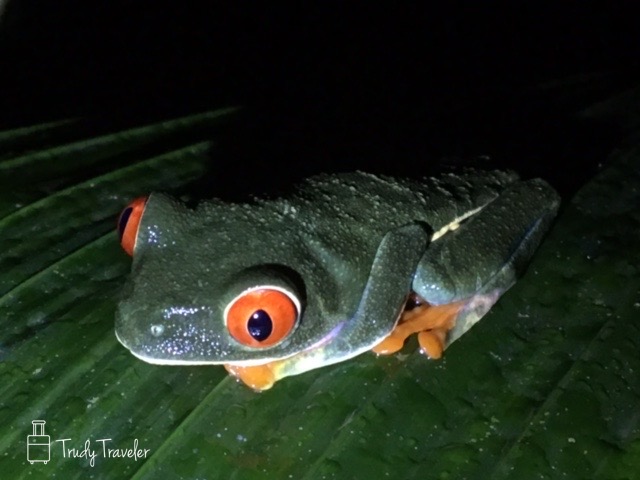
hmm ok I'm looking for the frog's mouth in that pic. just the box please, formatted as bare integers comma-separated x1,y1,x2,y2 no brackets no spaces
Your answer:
114,301,348,367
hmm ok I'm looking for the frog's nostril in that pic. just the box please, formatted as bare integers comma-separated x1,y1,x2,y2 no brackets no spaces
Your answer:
150,324,165,337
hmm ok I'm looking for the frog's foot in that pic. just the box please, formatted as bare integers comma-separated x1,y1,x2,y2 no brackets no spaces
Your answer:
224,363,277,391
416,329,448,359
372,293,467,359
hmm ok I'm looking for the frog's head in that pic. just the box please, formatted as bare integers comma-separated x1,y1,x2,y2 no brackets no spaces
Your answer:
114,193,372,366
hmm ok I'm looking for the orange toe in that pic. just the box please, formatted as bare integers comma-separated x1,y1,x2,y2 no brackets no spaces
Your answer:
372,335,405,355
224,363,277,391
417,330,445,359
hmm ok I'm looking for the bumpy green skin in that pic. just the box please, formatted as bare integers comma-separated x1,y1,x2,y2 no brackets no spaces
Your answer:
115,170,559,371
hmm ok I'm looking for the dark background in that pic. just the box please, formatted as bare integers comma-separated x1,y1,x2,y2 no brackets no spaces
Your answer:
1,2,638,196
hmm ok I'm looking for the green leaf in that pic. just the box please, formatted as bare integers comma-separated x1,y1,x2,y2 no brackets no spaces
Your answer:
1,108,639,479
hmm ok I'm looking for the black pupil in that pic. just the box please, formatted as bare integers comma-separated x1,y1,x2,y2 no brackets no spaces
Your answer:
117,207,133,241
248,310,273,342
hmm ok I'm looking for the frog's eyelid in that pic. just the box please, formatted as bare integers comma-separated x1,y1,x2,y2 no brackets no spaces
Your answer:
223,285,301,323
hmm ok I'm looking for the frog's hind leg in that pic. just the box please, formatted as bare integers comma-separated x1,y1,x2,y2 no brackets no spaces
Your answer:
372,293,467,358
376,179,560,359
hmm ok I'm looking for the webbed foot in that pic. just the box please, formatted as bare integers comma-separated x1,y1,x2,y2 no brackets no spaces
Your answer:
372,293,466,358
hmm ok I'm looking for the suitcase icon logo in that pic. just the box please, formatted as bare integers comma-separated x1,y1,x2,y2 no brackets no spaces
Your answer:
27,420,50,465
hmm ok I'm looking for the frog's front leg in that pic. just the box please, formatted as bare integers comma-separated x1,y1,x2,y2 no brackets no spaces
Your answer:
374,178,560,358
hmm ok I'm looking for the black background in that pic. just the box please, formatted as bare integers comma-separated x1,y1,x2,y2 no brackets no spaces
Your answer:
1,2,638,196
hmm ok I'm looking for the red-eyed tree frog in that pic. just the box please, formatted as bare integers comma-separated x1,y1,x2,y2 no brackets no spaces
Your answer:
115,170,560,390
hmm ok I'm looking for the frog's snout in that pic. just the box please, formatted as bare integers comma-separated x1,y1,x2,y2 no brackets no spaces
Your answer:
114,298,251,365
114,299,163,355
113,303,136,351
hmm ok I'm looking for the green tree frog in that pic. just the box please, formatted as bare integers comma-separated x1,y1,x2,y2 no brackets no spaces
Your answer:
115,170,559,390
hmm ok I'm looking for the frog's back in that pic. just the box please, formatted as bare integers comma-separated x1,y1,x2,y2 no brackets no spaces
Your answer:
292,170,518,239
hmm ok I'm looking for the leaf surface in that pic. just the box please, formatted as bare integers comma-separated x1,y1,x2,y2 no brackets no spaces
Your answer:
1,109,639,479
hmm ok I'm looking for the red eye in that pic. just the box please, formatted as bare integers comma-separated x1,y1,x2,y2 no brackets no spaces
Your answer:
225,287,299,348
117,197,148,256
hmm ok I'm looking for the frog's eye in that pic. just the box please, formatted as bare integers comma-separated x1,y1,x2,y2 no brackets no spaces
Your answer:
117,197,148,256
225,287,300,348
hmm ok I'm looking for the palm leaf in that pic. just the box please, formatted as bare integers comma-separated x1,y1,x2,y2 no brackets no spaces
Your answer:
1,107,639,479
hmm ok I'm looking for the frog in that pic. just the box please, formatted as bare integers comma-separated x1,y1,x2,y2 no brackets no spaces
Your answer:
115,170,560,390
